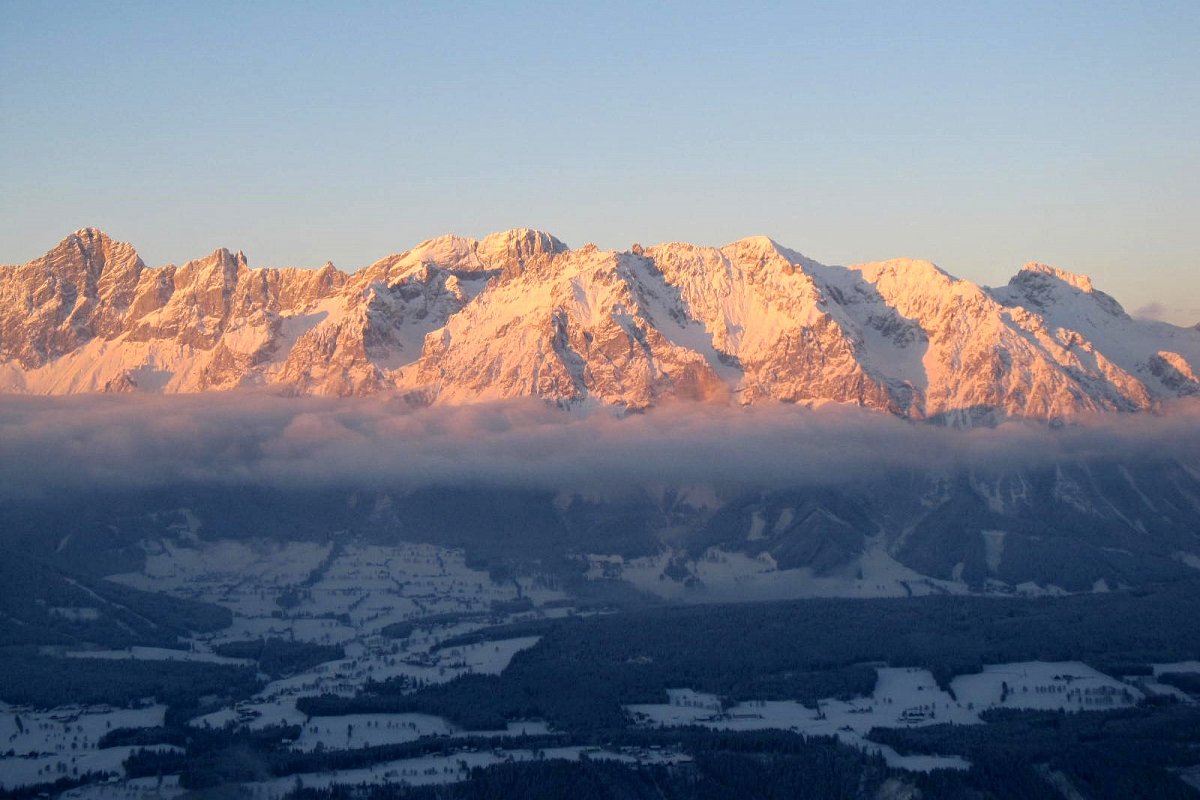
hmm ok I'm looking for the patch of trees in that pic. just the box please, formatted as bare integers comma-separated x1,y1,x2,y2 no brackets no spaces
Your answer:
133,727,897,794
98,725,188,749
872,705,1200,800
0,549,231,648
0,649,261,708
299,655,875,732
213,638,345,678
381,613,488,640
316,747,884,800
119,708,1200,799
429,619,567,652
305,586,1200,732
0,772,114,799
275,718,1194,800
489,597,534,615
122,723,301,786
1158,672,1200,696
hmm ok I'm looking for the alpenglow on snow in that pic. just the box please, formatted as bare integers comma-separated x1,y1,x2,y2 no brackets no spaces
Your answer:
2,228,1198,422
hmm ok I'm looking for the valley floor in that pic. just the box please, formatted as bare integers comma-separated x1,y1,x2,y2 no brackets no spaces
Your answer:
2,535,1199,799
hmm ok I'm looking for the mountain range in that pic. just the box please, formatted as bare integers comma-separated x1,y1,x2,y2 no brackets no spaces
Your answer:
2,228,1198,422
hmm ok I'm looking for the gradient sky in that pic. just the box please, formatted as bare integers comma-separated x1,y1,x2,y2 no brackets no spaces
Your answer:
2,1,1197,323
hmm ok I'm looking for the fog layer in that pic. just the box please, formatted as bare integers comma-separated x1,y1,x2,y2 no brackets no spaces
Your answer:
2,393,1199,500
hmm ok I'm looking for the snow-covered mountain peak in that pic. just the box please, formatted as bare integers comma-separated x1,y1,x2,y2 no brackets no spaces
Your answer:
720,235,820,271
847,259,980,318
69,226,114,245
852,257,952,284
478,227,567,257
362,229,569,285
994,262,1127,320
47,227,143,275
403,234,482,269
3,229,1199,421
1019,262,1095,292
477,228,569,278
725,234,784,252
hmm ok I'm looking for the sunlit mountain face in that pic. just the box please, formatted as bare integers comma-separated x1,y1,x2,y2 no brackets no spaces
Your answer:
4,230,1200,799
4,229,1198,423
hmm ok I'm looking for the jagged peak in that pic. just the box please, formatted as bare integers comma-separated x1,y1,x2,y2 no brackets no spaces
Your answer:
644,241,718,256
5,225,1199,418
55,227,129,257
480,227,568,250
70,226,113,242
374,234,481,273
478,228,569,272
406,233,480,265
362,229,569,283
725,234,783,250
718,237,827,279
853,257,955,285
1002,262,1127,318
204,247,247,267
1019,262,1095,292
170,247,248,282
37,228,144,277
414,232,476,249
722,235,810,263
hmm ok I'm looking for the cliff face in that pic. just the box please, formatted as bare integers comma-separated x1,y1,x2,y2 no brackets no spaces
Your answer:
2,227,1198,419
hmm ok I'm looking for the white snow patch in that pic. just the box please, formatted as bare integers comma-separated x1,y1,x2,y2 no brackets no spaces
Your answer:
245,746,687,797
747,510,767,541
981,530,1006,574
950,662,1140,711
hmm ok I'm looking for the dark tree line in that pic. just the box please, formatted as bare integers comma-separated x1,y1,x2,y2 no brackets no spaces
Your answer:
213,638,346,679
300,585,1200,731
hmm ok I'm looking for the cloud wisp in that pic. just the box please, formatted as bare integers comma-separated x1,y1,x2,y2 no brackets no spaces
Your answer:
1133,301,1200,327
2,392,1200,500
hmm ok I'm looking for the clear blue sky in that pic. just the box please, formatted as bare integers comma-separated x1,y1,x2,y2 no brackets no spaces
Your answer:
2,1,1198,322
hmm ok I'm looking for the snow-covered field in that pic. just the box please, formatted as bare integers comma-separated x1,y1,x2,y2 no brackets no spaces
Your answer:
190,634,543,733
63,646,254,666
109,538,565,647
590,539,973,602
62,775,185,800
0,704,165,760
950,662,1140,711
0,744,178,791
587,537,1081,602
628,662,1143,773
0,531,1169,793
0,734,177,796
1,537,567,790
246,745,689,798
292,713,455,752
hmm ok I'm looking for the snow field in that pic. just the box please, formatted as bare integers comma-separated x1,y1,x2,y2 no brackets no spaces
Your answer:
0,704,165,759
0,746,179,791
596,539,971,602
246,745,689,798
63,647,254,666
292,713,455,752
61,774,185,800
949,662,1141,711
2,538,568,790
627,662,1143,774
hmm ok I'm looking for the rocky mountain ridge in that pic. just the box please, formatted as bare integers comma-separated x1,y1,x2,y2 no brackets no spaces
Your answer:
2,228,1198,421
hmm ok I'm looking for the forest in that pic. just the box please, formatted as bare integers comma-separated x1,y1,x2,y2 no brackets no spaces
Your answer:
299,584,1200,731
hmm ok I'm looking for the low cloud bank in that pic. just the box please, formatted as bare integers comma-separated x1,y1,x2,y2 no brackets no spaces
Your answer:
1133,301,1200,326
2,392,1199,499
